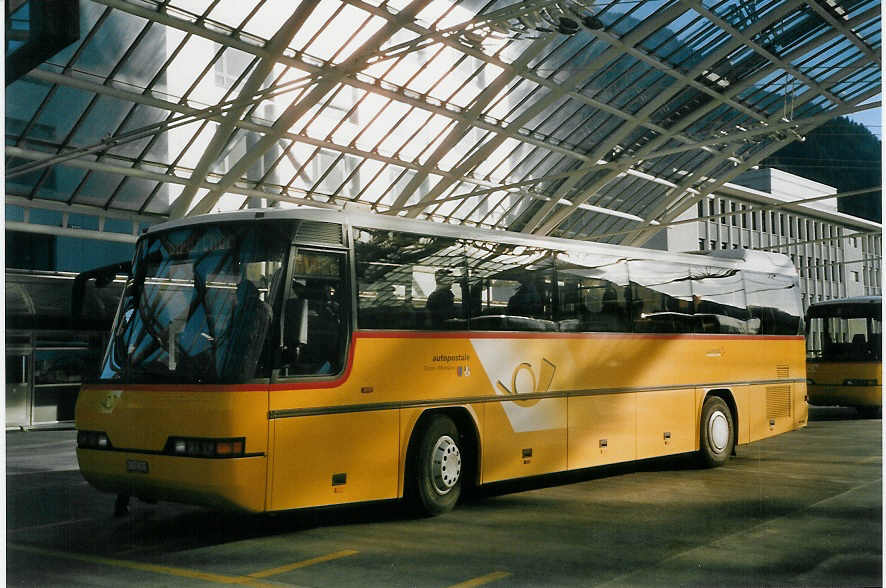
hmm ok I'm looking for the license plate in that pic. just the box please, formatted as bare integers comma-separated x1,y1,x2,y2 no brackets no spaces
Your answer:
126,459,149,474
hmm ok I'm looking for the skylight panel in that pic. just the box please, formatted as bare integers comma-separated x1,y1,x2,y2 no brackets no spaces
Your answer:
438,128,489,171
382,50,431,87
474,137,523,183
71,9,147,80
414,0,466,30
353,99,412,153
112,178,161,210
172,121,219,171
70,96,132,147
427,51,484,105
398,113,451,163
289,1,342,55
484,79,535,122
313,7,382,64
167,1,217,16
373,166,413,207
374,107,432,156
401,46,451,94
502,86,551,125
240,0,297,40
283,143,322,191
76,170,122,206
206,0,262,30
164,35,224,102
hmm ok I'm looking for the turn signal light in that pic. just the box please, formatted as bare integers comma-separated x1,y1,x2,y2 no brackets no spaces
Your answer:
77,430,111,450
165,437,245,458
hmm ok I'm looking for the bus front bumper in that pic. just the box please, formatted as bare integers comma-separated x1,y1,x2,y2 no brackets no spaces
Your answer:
77,449,267,512
808,384,882,408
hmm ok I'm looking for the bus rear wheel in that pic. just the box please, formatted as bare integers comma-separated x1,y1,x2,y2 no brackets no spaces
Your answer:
409,414,463,515
698,396,734,468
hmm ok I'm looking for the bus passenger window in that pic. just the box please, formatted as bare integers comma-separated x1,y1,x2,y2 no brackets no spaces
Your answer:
744,271,802,335
556,251,630,333
688,267,750,334
627,261,693,333
353,227,465,330
465,240,555,332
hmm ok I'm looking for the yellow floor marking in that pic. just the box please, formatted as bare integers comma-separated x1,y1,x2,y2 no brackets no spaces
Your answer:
8,543,281,587
447,571,512,588
248,549,359,578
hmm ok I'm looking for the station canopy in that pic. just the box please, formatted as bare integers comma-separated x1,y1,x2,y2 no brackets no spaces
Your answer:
5,0,882,246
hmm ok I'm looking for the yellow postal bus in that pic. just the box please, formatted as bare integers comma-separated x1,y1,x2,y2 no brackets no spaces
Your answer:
806,296,881,417
76,208,807,515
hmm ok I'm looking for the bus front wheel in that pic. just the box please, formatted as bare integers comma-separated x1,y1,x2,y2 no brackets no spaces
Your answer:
410,414,463,515
698,396,734,468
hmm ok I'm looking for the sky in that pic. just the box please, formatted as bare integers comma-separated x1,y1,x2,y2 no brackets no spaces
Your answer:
847,105,882,140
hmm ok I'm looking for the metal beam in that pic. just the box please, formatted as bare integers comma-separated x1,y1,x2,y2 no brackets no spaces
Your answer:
6,146,338,210
4,221,139,243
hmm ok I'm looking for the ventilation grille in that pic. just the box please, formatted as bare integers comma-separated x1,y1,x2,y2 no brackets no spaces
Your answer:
295,220,344,245
776,365,790,378
766,385,792,419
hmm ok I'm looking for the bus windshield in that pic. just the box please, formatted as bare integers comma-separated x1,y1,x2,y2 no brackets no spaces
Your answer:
807,303,882,362
99,222,288,384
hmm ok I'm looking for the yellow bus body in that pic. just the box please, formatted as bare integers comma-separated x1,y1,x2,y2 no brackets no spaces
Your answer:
76,331,807,513
807,361,882,408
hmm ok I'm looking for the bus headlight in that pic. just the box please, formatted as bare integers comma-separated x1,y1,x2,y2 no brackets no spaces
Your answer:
164,437,245,458
843,379,877,386
77,430,111,450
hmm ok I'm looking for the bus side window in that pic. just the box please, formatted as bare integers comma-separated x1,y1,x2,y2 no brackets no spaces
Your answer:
627,261,693,333
464,240,555,332
688,267,750,334
744,271,802,335
353,227,465,331
555,251,630,333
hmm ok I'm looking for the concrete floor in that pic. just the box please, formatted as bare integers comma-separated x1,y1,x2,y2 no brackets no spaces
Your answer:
6,406,882,587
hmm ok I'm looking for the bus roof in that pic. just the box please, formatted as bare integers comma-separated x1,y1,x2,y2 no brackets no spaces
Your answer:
807,296,882,309
147,207,797,275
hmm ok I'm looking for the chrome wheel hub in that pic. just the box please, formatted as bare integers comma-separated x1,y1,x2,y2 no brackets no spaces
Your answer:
431,435,461,495
708,410,729,452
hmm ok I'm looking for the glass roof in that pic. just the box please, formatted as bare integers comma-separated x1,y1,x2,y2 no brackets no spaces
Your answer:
5,0,881,246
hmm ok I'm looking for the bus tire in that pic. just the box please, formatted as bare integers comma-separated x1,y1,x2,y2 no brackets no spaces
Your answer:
410,414,463,515
698,396,734,468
